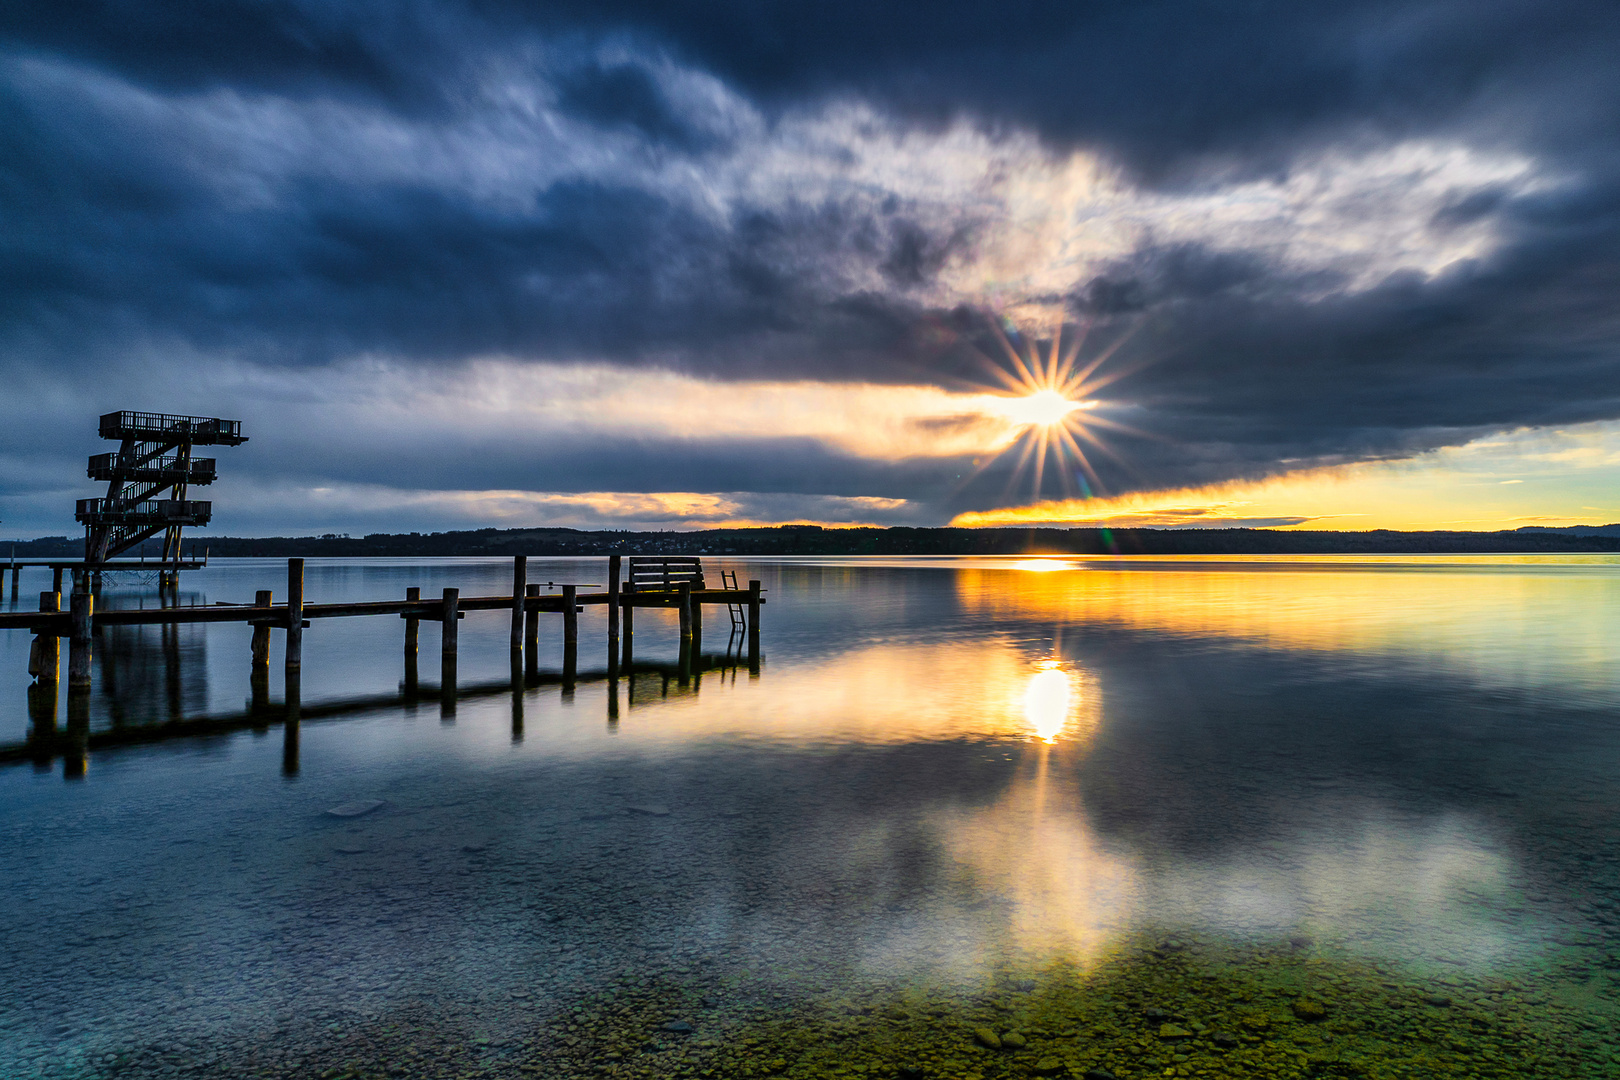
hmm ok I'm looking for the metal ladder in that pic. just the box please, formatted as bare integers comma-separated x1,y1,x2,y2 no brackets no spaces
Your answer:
721,569,747,631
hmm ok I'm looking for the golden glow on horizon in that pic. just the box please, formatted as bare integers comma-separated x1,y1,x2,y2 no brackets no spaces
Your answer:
949,423,1620,532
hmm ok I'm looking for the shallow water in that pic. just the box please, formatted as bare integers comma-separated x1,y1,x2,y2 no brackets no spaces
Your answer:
1,555,1618,1078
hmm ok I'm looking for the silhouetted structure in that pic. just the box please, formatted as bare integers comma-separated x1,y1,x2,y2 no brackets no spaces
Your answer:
76,411,247,584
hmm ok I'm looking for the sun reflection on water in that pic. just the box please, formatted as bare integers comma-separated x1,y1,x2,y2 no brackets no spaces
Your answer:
1010,557,1072,572
1022,661,1073,743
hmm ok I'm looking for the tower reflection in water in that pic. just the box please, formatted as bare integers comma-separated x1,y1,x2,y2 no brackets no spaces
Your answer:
25,581,211,780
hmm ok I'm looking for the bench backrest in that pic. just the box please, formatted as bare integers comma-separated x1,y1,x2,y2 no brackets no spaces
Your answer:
626,556,705,592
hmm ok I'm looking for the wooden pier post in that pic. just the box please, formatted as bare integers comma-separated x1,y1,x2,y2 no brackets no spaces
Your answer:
52,566,63,596
9,563,18,602
691,589,703,656
67,589,93,690
510,555,527,659
606,554,621,673
747,579,761,675
403,586,420,694
524,583,540,679
562,584,578,691
29,591,61,684
441,587,459,718
250,588,271,714
27,591,61,766
620,581,635,668
677,581,693,686
285,558,304,674
441,586,459,659
250,589,272,668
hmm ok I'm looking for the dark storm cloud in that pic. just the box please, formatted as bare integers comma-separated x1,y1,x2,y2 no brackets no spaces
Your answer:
554,61,723,153
2,0,1620,527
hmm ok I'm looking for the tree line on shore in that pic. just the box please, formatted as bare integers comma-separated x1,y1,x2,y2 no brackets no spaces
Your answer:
10,524,1620,558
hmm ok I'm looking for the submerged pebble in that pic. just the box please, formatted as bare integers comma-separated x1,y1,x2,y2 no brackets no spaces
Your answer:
324,799,385,818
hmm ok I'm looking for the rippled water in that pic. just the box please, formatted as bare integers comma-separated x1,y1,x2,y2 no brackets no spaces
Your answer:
2,555,1618,1078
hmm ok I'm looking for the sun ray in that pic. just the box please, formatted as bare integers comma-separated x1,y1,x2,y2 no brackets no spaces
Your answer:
1052,423,1106,490
1031,425,1050,497
1061,321,1140,397
992,322,1043,390
1001,428,1046,501
1077,411,1164,442
970,343,1035,395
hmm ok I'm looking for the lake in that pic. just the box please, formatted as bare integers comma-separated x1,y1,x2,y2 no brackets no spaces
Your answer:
2,554,1618,1079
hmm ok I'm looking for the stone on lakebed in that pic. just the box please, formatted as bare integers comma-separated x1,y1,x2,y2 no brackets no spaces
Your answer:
325,799,384,818
1291,999,1328,1022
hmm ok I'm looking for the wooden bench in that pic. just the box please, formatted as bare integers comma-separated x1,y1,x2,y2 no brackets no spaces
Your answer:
625,556,705,594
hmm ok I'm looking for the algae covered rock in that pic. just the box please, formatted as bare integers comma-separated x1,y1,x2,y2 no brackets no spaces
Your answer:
1031,1057,1065,1075
1157,1023,1192,1039
1000,1030,1029,1050
973,1026,1002,1049
1291,998,1328,1022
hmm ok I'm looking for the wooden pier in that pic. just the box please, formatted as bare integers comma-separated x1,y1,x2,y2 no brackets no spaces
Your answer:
5,555,764,774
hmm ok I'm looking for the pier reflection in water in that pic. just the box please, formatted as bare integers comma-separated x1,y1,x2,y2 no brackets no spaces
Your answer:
1,556,1618,1078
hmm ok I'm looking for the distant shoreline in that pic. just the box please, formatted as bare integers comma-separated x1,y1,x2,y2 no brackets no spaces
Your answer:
10,524,1620,559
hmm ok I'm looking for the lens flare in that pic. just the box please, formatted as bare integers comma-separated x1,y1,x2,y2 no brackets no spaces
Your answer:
956,313,1151,507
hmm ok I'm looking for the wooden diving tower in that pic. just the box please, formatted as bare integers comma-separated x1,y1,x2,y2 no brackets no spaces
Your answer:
75,411,247,586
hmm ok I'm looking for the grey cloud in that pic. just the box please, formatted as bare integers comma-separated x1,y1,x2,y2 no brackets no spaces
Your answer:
2,1,1619,530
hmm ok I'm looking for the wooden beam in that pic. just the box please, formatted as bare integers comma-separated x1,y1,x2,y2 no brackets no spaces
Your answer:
621,581,634,667
524,583,540,672
250,590,272,670
510,555,527,657
32,592,60,687
285,558,304,672
562,583,577,690
441,587,459,660
748,579,761,673
607,553,620,672
68,590,93,690
440,586,459,719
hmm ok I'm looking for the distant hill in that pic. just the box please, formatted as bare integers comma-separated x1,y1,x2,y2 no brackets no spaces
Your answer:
1515,523,1620,538
11,525,1620,558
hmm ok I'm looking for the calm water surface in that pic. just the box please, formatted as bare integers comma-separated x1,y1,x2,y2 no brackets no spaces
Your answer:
1,555,1618,1078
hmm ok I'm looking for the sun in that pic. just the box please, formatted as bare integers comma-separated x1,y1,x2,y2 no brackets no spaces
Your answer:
1001,388,1087,428
953,314,1147,504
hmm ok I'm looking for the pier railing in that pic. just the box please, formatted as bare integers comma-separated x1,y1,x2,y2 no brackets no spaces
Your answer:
98,411,247,446
74,498,212,526
87,453,217,485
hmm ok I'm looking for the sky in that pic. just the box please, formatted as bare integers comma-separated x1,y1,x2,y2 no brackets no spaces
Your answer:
3,1,1620,537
